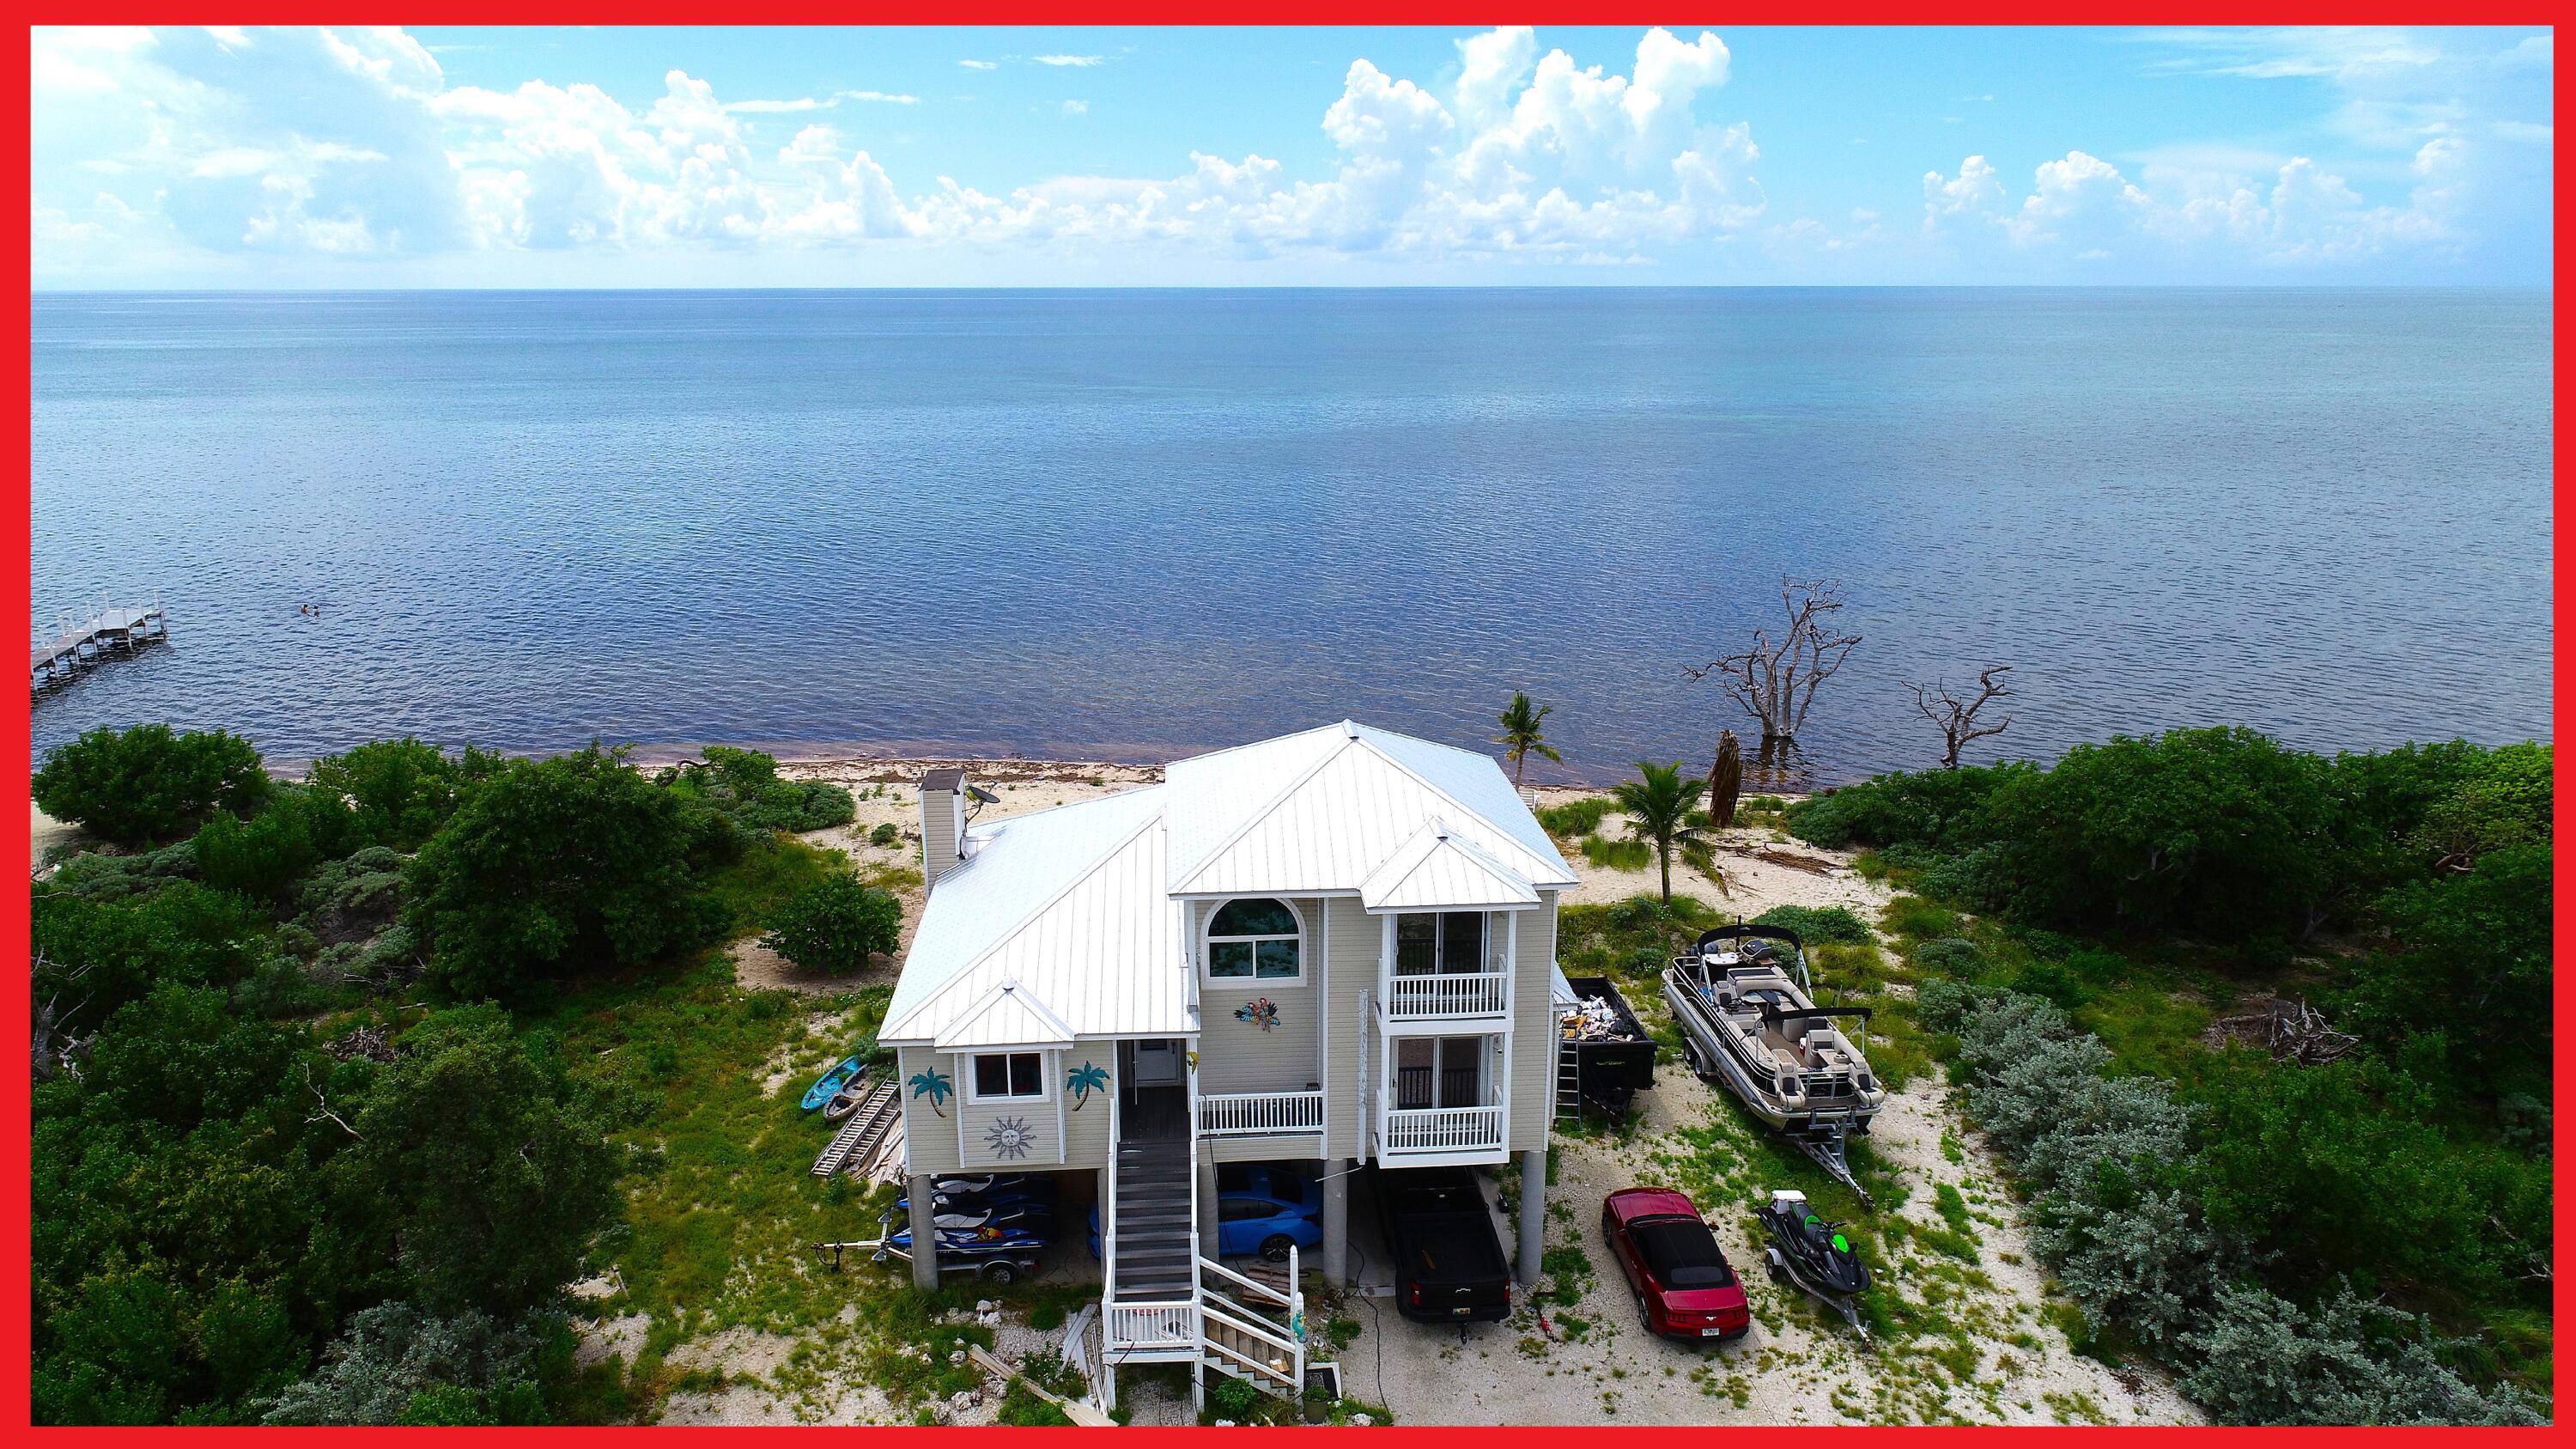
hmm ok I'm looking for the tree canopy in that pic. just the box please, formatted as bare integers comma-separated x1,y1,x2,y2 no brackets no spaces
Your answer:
33,724,270,846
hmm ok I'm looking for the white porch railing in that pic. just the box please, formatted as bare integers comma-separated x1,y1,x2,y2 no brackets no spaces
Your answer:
1382,1101,1506,1154
1384,971,1509,1019
1106,1300,1198,1354
1199,1089,1325,1136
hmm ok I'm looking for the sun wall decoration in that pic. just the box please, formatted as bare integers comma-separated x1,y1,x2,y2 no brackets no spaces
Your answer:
984,1116,1036,1160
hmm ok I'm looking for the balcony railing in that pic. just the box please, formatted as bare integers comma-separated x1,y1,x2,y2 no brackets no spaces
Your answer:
1199,1089,1325,1137
1382,1100,1506,1154
1383,971,1509,1019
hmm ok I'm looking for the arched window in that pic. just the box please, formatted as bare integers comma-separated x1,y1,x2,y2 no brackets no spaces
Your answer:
1206,898,1302,982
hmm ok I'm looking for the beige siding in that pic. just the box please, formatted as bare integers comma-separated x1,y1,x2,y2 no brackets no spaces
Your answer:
920,788,963,879
1508,893,1560,1154
1060,1048,1114,1169
1210,1133,1326,1164
1321,896,1379,1159
956,1050,1060,1170
1196,895,1326,1094
896,1045,960,1175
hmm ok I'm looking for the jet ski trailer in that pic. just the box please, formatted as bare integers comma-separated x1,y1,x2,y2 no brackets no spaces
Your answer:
1665,923,1886,1203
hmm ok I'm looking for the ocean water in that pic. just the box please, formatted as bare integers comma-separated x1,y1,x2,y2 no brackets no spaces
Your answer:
29,288,2555,782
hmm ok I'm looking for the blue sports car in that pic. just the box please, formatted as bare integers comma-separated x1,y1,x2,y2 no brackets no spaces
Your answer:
1087,1164,1324,1263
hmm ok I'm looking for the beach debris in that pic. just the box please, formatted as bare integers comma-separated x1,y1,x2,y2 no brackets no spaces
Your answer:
2211,997,2358,1067
327,1024,398,1063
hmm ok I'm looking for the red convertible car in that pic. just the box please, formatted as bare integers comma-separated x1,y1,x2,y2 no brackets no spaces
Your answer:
1601,1187,1750,1342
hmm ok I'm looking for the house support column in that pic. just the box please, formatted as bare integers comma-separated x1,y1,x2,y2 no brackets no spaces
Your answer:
1515,1148,1546,1287
1321,1158,1351,1285
1196,1158,1221,1257
908,1174,940,1289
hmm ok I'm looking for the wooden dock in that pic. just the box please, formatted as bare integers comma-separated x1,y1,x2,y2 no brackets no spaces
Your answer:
32,596,167,691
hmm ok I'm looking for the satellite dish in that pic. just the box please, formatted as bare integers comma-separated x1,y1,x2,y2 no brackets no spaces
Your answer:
967,784,1000,805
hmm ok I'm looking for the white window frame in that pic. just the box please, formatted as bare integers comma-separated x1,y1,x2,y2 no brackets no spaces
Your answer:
967,1050,1048,1103
1202,897,1307,987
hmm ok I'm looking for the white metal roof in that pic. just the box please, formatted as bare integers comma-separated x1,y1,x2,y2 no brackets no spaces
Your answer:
881,786,1184,1044
1358,819,1540,913
884,720,1575,1048
1169,721,1577,897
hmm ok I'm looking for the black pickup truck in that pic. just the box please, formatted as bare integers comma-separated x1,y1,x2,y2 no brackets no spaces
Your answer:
1368,1164,1513,1324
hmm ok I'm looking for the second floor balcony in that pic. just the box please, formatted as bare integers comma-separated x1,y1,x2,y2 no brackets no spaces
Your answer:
1381,970,1510,1020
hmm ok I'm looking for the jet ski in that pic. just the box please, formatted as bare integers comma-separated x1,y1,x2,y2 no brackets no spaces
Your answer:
895,1191,1058,1229
881,1208,1050,1256
1758,1189,1871,1341
925,1172,1057,1204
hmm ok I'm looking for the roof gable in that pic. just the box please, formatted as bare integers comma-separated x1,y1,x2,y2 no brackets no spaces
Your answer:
1174,725,1574,896
934,978,1076,1049
1360,818,1540,912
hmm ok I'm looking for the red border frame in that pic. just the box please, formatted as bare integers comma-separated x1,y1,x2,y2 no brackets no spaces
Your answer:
7,10,2568,1437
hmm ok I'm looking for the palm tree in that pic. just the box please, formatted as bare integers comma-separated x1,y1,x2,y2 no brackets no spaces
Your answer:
1614,760,1708,906
1495,691,1563,788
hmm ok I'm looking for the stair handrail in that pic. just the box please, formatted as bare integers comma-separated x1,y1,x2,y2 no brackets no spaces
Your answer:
1197,1299,1301,1386
1103,1072,1123,1306
1198,1254,1293,1313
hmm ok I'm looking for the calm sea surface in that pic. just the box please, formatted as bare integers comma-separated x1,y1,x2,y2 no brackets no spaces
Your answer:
30,289,2555,782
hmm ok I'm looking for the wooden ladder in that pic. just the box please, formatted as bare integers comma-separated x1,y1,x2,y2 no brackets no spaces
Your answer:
811,1080,898,1177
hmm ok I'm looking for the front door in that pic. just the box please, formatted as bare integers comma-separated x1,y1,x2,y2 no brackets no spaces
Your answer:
1118,1038,1188,1140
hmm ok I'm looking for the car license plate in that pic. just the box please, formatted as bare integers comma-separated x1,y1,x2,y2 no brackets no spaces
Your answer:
1699,1326,1728,1337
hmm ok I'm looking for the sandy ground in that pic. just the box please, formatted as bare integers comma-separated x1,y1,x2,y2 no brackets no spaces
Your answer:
600,753,2198,1426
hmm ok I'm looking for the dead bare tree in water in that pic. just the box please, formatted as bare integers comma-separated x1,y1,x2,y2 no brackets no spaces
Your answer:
1907,666,2016,769
1686,578,1862,758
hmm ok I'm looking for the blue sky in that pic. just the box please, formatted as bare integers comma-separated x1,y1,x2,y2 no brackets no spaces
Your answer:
31,25,2555,287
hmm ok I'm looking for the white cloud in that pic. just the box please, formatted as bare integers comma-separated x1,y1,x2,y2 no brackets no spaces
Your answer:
27,23,2536,281
726,89,916,113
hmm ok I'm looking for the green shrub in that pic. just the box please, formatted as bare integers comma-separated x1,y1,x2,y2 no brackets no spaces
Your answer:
47,838,200,902
1785,764,2029,852
262,1303,548,1426
1909,937,1985,978
1535,797,1613,837
868,822,902,848
1748,904,1873,945
760,875,902,976
194,791,325,901
32,882,273,1021
305,739,498,851
2179,1285,2539,1426
1581,835,1651,870
406,746,720,1001
1982,728,2344,939
33,724,270,846
667,747,857,836
1877,894,1960,940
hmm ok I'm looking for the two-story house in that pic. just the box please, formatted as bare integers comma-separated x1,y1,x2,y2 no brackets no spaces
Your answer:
878,721,1577,1403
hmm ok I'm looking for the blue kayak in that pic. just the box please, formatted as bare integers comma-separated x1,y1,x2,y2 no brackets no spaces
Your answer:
801,1055,865,1111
